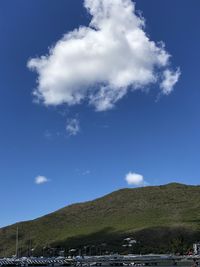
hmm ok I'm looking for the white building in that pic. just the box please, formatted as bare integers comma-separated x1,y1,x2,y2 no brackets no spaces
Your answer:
193,243,200,255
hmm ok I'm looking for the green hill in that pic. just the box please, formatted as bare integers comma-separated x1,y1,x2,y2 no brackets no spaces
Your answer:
1,183,200,256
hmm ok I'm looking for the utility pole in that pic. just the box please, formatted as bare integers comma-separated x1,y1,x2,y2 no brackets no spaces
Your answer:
15,226,19,258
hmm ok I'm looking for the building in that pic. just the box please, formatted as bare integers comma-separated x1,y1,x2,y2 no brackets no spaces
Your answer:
193,243,200,255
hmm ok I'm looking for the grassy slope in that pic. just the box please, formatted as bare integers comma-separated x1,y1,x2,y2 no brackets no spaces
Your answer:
1,183,200,256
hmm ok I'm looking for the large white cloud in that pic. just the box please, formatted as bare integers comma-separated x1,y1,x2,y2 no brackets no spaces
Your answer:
28,0,180,111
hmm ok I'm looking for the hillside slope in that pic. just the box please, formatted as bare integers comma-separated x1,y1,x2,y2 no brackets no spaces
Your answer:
1,183,200,256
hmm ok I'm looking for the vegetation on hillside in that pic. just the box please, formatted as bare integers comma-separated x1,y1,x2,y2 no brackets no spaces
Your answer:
0,183,200,257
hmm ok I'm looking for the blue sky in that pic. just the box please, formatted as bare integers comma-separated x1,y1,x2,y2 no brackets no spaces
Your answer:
0,0,200,227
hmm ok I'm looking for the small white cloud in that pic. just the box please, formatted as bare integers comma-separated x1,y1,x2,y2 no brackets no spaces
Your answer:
35,175,49,185
160,68,181,95
28,0,180,111
66,118,80,136
125,172,147,186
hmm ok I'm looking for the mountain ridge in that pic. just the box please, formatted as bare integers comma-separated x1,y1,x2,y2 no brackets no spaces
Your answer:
1,183,200,256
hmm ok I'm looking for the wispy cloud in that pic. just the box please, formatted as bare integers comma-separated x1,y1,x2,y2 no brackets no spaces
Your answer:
28,0,180,112
82,170,91,176
35,175,49,185
160,68,181,95
44,130,63,140
66,118,80,136
125,172,148,187
44,130,53,139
